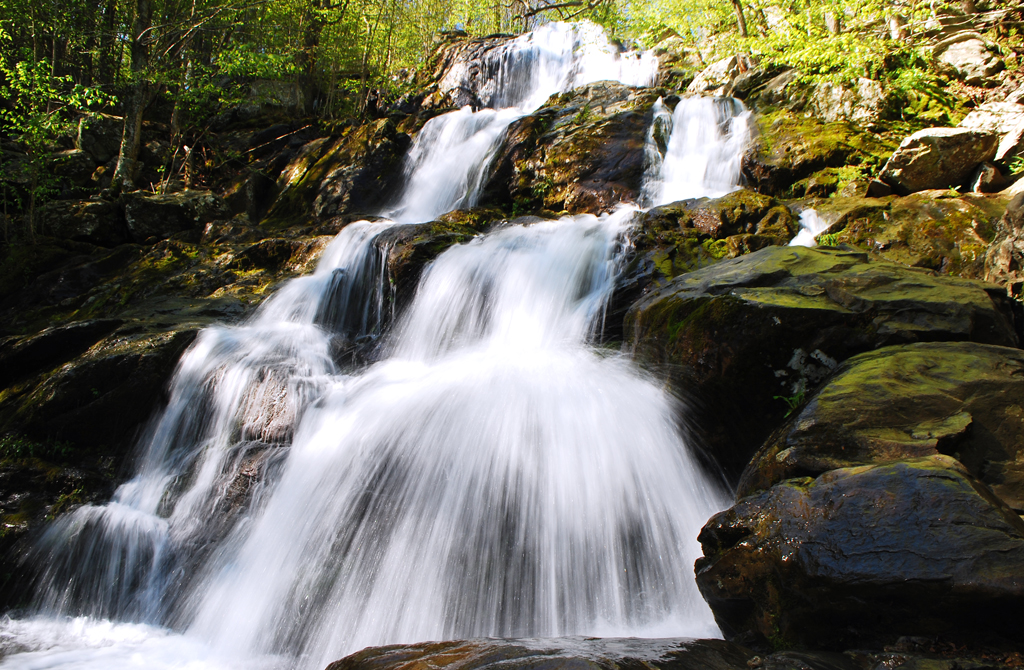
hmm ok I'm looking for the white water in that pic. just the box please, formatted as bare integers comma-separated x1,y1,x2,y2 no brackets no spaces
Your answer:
641,96,752,207
789,209,831,247
383,21,658,223
1,22,749,670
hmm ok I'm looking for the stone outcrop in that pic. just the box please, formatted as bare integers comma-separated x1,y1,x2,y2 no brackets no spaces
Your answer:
696,455,1024,651
879,127,999,194
123,190,229,242
984,192,1024,296
39,199,127,247
958,101,1024,165
933,31,1005,86
625,246,1020,479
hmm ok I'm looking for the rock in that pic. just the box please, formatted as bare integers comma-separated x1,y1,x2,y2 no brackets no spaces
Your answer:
810,78,888,124
39,199,128,247
934,32,1005,86
742,109,895,196
815,192,1001,279
479,82,657,215
326,638,755,670
696,455,1024,650
970,161,1007,192
879,127,999,194
1007,84,1024,105
422,34,518,109
688,54,757,95
76,113,123,164
624,246,1020,479
984,192,1024,297
139,139,171,169
865,179,892,198
50,149,97,187
737,342,1024,509
123,189,228,242
958,101,1024,164
0,318,123,388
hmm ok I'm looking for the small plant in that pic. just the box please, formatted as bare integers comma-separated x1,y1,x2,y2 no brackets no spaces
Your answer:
773,391,806,417
1009,155,1024,175
572,105,592,125
816,232,839,246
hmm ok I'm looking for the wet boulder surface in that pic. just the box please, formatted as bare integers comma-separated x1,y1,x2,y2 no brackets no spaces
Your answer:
624,245,1020,480
695,455,1024,651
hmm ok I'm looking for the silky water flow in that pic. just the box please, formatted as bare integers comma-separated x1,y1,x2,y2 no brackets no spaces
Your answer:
0,21,753,670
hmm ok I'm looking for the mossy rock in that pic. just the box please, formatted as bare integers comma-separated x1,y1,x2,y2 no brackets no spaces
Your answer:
738,342,1024,512
742,107,896,196
624,246,1020,480
696,455,1024,650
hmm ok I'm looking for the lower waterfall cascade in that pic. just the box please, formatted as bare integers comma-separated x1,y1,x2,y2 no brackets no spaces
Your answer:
0,21,755,670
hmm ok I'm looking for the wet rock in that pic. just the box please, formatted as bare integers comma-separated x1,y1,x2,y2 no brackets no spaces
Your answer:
742,109,894,196
39,199,128,247
326,637,755,670
696,455,1024,650
625,246,1020,479
934,32,1005,86
737,342,1024,510
879,127,999,194
421,34,517,109
984,192,1024,297
123,189,228,243
227,237,329,272
480,82,659,215
958,101,1024,164
76,113,123,164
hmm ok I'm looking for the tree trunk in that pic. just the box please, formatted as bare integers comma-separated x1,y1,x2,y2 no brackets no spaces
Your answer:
825,11,841,34
112,0,152,192
731,0,748,37
97,0,117,85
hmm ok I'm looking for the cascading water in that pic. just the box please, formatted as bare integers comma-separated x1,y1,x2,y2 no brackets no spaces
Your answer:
0,21,752,670
383,22,657,223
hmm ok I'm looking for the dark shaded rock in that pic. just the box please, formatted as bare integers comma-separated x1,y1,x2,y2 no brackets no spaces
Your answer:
737,342,1024,510
879,128,999,194
123,190,228,243
39,199,128,247
479,82,659,215
742,109,895,196
0,318,123,388
326,637,755,670
984,192,1024,297
228,237,326,272
624,246,1019,480
970,161,1007,193
76,113,123,164
865,179,892,198
50,149,97,187
695,455,1024,650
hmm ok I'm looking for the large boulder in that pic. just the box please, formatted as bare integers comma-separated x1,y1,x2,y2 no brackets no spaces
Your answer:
123,189,228,242
810,78,888,125
741,109,895,196
696,455,1024,650
687,54,757,96
878,127,999,194
76,113,123,164
39,199,127,247
50,149,97,187
933,32,1005,86
737,342,1024,510
420,33,517,110
479,82,658,215
624,246,1020,479
958,101,1024,164
984,192,1024,297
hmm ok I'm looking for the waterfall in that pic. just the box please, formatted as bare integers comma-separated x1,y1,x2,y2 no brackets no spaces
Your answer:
641,96,752,207
383,22,658,223
0,22,745,670
789,209,830,247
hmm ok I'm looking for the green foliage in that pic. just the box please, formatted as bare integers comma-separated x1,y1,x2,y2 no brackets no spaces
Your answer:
816,232,839,246
1009,155,1024,175
0,433,74,462
773,390,806,417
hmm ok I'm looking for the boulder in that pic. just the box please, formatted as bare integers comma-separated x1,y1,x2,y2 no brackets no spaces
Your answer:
421,34,518,109
742,109,895,196
969,161,1007,193
696,455,1024,650
326,638,755,670
958,101,1024,164
687,54,757,96
737,342,1024,510
878,127,999,194
39,199,128,247
76,113,123,164
50,149,97,187
123,189,228,242
0,318,123,388
479,82,657,215
984,192,1024,297
933,32,1005,86
624,246,1020,479
746,69,804,109
810,78,888,124
811,192,1001,279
